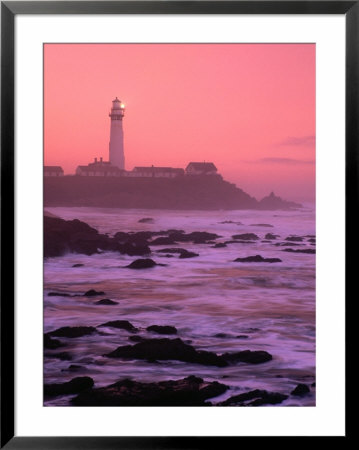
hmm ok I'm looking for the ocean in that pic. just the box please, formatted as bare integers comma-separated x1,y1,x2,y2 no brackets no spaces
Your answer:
44,206,315,406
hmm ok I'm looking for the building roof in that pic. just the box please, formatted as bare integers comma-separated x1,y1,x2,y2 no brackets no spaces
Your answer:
133,166,184,173
186,162,217,171
44,166,63,172
77,164,124,173
88,161,111,167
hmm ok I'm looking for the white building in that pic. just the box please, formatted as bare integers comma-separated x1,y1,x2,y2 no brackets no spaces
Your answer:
44,166,64,177
76,158,125,177
185,162,217,175
109,97,125,169
129,166,184,178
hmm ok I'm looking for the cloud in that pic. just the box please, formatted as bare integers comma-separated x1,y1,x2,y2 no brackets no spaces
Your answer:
278,135,315,147
244,157,315,165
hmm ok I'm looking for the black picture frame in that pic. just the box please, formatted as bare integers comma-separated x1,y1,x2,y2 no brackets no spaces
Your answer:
1,1,355,447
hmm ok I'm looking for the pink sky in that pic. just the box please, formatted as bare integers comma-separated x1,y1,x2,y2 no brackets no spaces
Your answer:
44,44,315,202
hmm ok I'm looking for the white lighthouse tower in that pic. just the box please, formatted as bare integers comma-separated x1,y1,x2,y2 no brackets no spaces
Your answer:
109,97,125,169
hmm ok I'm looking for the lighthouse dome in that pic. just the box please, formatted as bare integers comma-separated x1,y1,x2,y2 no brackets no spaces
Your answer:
112,97,122,109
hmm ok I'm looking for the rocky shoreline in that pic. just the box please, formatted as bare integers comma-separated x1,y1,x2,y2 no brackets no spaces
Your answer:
44,210,316,407
44,374,312,407
44,314,314,406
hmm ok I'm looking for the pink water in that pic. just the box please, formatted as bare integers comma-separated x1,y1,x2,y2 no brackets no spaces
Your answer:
44,206,315,406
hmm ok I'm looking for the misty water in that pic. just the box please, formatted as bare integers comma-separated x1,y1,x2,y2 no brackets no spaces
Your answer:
44,206,315,406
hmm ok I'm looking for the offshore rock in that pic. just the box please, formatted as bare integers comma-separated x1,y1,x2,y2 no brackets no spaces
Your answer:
168,231,220,244
150,237,178,246
44,334,64,349
147,325,178,335
232,233,259,241
156,248,198,258
125,258,158,269
265,233,279,240
94,299,118,305
72,375,228,406
44,377,94,398
282,248,315,254
47,326,97,338
98,320,138,333
290,384,310,396
222,350,273,364
212,243,227,248
234,255,282,263
179,251,199,258
258,191,301,210
83,289,105,296
44,216,151,258
105,338,228,367
219,389,288,406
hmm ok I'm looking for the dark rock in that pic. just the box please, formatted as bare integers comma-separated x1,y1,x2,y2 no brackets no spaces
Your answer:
147,325,178,335
44,334,64,349
84,289,105,297
222,350,272,364
179,251,199,259
105,338,228,367
219,389,288,406
291,384,310,396
219,220,243,225
168,231,220,244
67,365,82,371
150,237,178,246
48,292,71,297
213,333,230,338
119,242,151,256
72,375,228,406
311,382,316,387
212,243,227,248
285,236,303,242
156,248,199,258
50,352,73,360
44,376,94,398
99,320,138,333
113,231,130,241
265,233,279,240
164,229,185,235
129,231,154,241
47,326,97,338
138,217,154,223
258,192,302,210
225,240,253,245
274,242,302,247
44,216,151,258
236,335,249,339
234,255,282,263
94,299,118,305
250,224,273,227
308,238,316,243
282,248,315,254
232,233,259,240
126,258,158,269
129,335,146,343
157,248,189,255
72,263,84,268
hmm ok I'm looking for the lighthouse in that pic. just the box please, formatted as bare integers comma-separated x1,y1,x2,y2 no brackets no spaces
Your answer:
109,97,125,169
